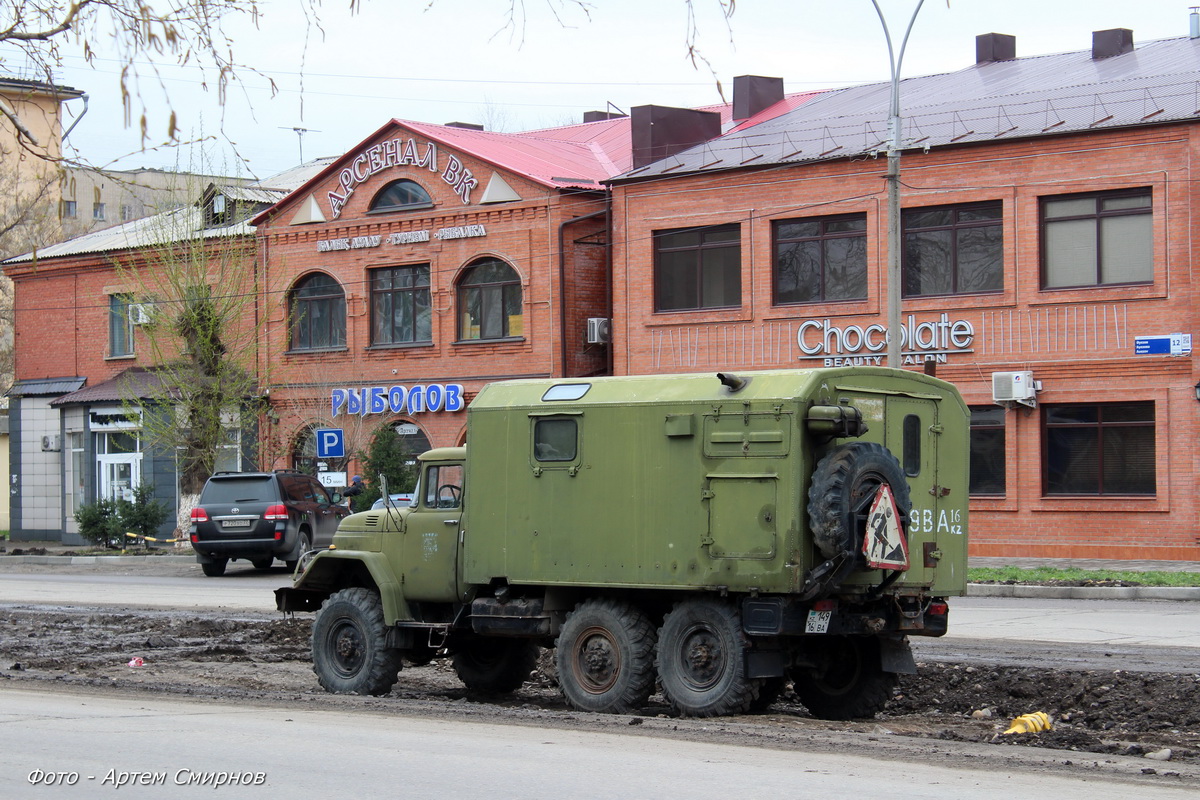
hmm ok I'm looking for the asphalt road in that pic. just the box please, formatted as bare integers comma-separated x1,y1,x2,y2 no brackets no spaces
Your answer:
3,686,1196,800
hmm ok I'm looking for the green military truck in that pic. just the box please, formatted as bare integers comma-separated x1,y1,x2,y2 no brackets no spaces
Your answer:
276,367,969,719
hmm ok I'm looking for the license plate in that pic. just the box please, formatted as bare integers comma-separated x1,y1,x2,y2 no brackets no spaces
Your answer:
805,610,832,634
222,519,252,528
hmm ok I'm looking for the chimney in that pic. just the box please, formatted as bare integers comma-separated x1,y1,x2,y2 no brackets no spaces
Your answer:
1191,7,1199,39
976,33,1016,63
732,75,784,121
582,110,628,123
630,105,722,169
1092,28,1133,59
445,121,484,130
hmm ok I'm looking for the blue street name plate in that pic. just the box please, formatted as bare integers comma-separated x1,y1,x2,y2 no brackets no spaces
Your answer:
1135,334,1191,356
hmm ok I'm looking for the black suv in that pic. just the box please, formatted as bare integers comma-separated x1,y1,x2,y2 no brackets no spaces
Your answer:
189,470,349,577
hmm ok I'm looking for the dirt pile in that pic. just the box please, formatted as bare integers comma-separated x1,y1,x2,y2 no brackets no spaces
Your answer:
1,606,1197,764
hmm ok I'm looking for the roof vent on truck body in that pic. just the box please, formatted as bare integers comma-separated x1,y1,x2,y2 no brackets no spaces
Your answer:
716,372,748,392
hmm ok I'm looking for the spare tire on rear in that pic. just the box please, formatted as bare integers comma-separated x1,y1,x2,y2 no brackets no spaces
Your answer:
807,441,910,561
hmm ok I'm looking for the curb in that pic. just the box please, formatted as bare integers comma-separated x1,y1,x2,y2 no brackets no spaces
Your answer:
3,555,1200,600
1,554,196,565
966,583,1200,601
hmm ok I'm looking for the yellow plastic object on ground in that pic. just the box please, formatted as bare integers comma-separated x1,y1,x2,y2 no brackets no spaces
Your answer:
1003,711,1053,734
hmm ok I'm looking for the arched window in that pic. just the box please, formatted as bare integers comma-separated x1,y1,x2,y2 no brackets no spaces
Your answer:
457,258,522,341
369,179,433,213
291,428,317,475
290,272,346,351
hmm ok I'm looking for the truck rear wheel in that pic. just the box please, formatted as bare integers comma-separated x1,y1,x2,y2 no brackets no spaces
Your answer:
556,598,657,714
808,442,911,561
452,638,539,693
311,588,403,696
656,599,759,717
792,635,896,720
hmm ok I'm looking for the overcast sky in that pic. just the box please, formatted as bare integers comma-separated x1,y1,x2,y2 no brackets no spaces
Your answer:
8,1,1197,181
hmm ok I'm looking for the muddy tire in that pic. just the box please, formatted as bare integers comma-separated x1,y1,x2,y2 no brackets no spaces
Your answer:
200,559,227,577
311,588,402,696
657,599,759,717
792,636,896,720
556,598,657,714
808,442,911,560
452,638,539,693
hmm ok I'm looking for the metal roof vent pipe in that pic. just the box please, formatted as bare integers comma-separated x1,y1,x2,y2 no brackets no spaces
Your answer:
976,33,1016,63
1191,7,1199,39
1092,28,1134,59
732,75,784,121
630,105,722,169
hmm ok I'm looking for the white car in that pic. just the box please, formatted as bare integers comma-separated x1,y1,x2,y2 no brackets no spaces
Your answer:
370,493,415,511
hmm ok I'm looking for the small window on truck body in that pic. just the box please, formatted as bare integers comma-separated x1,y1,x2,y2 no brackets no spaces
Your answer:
903,414,921,476
542,383,590,401
534,418,578,462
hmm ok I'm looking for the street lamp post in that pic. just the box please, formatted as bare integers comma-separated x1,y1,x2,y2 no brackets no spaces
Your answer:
871,0,926,368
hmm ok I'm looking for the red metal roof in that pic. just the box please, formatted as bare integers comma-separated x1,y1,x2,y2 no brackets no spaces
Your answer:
252,90,821,225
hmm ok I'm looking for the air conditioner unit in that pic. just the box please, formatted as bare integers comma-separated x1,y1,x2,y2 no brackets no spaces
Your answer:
41,434,61,452
992,371,1039,407
586,317,611,345
129,303,152,325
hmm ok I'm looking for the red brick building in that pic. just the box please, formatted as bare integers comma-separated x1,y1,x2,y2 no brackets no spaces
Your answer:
609,31,1200,561
248,116,631,477
9,26,1200,562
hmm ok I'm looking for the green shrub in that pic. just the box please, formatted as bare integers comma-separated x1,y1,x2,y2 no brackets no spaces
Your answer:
74,498,125,549
74,484,171,549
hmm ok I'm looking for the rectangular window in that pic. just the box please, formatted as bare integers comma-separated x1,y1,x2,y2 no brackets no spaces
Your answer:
371,265,432,345
93,203,106,221
1043,402,1155,495
120,205,134,222
424,464,463,509
109,294,135,357
903,202,1003,297
1041,188,1152,288
214,428,242,473
654,223,741,311
534,418,578,462
773,214,867,304
969,406,1006,495
60,200,77,219
902,414,921,476
69,432,85,513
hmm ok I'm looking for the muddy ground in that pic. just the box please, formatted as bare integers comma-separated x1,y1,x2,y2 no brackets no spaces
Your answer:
0,604,1197,776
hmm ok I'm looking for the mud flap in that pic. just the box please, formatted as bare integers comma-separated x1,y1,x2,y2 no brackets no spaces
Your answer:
879,634,916,675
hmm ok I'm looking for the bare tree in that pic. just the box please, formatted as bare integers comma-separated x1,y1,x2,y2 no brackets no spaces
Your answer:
0,1,291,156
109,192,268,534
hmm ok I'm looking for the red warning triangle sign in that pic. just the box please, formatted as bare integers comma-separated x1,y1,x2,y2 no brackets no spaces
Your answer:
863,483,909,571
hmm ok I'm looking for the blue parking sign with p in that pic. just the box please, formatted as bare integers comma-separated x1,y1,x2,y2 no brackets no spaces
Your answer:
315,428,345,459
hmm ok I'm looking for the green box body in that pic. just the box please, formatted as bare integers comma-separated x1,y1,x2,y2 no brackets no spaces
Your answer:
459,367,969,598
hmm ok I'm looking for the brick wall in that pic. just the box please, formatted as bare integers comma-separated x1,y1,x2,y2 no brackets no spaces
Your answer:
611,123,1200,560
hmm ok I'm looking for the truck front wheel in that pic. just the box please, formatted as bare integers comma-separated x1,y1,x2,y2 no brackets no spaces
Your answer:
657,598,759,717
452,637,539,693
556,598,657,714
792,635,895,720
311,588,403,696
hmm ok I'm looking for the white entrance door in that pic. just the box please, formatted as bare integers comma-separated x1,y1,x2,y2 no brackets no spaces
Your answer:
98,454,141,502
